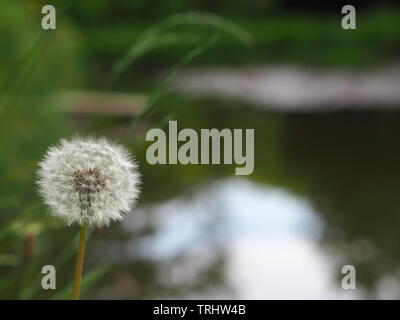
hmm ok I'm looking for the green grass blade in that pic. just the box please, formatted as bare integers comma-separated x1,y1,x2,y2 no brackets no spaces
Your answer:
50,264,112,300
124,33,222,136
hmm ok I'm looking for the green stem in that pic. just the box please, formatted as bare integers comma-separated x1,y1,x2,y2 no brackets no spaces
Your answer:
71,222,88,300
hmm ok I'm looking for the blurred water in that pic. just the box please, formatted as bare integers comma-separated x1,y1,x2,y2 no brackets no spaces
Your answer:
173,66,400,111
126,179,361,299
86,100,400,299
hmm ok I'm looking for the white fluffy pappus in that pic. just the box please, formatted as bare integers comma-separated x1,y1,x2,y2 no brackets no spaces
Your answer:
37,137,141,228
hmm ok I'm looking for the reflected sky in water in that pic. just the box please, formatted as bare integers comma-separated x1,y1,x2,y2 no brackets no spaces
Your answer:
88,103,400,300
121,179,361,299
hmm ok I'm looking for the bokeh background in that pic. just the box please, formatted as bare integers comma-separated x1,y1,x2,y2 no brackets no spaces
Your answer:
1,0,400,299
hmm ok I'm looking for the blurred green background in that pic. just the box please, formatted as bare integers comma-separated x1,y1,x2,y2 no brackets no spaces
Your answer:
1,0,400,299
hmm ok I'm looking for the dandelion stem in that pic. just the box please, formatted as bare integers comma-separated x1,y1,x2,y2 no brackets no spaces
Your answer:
71,222,88,300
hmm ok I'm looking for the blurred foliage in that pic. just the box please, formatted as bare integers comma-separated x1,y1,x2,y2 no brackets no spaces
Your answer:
0,1,83,92
0,0,84,299
25,1,400,88
81,10,400,71
0,1,253,299
68,0,277,22
60,1,400,89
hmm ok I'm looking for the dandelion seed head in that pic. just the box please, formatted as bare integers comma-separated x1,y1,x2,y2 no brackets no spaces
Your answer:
37,137,141,227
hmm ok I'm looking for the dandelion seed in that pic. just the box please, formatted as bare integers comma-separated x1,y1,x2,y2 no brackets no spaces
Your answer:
37,136,141,299
37,136,141,228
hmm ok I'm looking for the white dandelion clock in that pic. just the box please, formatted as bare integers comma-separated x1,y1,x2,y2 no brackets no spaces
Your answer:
37,136,141,300
37,136,140,228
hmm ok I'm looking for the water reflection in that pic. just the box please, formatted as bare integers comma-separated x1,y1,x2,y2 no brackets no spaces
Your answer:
88,100,400,299
281,111,400,298
89,178,362,299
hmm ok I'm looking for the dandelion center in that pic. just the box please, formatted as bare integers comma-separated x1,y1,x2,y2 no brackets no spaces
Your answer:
73,168,106,214
73,168,106,195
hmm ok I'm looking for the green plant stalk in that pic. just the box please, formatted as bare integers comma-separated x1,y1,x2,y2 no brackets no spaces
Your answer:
71,222,88,300
124,33,222,137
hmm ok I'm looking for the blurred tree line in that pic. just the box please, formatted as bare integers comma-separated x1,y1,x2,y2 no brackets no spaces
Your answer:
68,0,400,22
55,0,400,88
11,0,399,90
